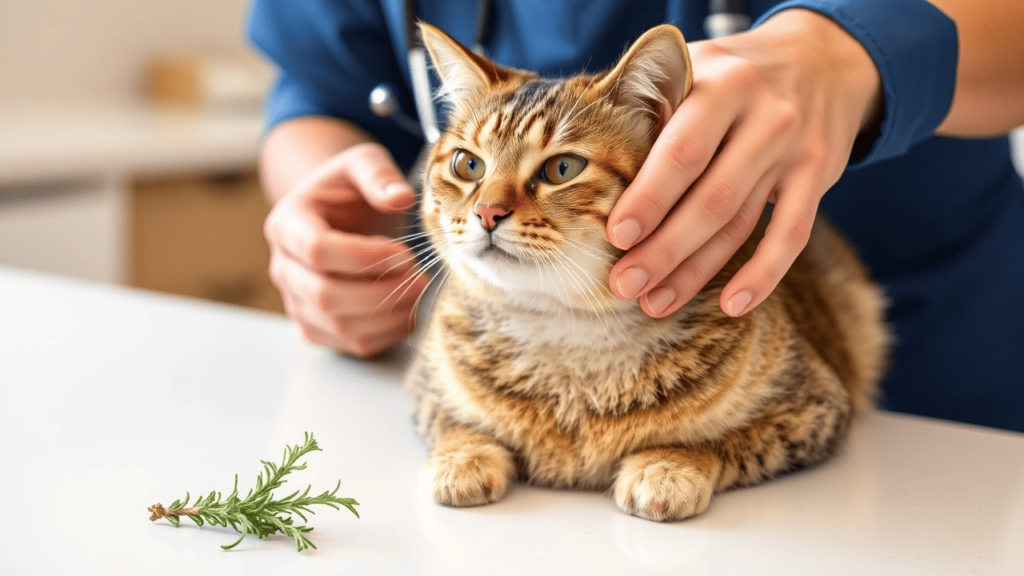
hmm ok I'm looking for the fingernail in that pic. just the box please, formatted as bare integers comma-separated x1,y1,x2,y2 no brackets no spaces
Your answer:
384,183,414,207
616,267,649,299
611,219,642,248
646,286,676,316
726,291,753,317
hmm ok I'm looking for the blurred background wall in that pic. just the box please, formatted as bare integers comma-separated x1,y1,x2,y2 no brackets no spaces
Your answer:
0,0,253,103
0,0,284,312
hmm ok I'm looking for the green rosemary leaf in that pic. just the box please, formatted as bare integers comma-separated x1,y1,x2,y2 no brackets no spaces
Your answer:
222,533,247,551
148,433,359,552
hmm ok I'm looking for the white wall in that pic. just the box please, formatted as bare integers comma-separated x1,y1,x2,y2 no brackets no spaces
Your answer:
0,0,253,103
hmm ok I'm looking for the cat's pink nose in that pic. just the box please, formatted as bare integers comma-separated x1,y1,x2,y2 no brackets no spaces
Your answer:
474,203,511,231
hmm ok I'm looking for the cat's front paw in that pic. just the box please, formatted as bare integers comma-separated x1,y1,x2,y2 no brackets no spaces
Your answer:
425,442,515,507
613,449,717,522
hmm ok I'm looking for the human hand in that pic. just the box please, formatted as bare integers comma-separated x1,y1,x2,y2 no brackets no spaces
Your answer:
264,143,429,357
606,9,882,318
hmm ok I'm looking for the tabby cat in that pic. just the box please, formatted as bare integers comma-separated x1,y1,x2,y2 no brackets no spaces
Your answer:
405,23,887,521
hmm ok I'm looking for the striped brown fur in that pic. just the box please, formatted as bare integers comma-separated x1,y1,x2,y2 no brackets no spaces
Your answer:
407,23,888,521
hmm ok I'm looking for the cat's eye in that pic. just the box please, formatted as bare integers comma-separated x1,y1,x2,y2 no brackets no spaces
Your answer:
540,155,587,185
451,150,486,182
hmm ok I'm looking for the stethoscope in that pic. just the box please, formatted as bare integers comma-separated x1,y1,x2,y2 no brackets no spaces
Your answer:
369,0,749,170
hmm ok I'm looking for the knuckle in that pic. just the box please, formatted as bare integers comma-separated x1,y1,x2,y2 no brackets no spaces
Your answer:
661,134,710,176
637,191,669,218
332,316,353,337
312,279,334,311
771,100,800,134
722,202,759,243
281,297,298,319
267,256,284,287
347,141,387,162
346,142,393,174
759,258,788,285
349,339,377,358
305,237,330,270
298,324,322,345
725,59,763,90
262,211,277,243
675,261,707,292
652,241,682,273
802,137,831,168
783,216,814,252
697,181,739,226
690,41,726,61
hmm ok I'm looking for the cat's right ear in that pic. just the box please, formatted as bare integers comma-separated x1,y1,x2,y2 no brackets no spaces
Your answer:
419,23,515,109
596,25,693,132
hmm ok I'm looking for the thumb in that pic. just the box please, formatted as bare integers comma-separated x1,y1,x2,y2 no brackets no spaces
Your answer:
337,142,416,213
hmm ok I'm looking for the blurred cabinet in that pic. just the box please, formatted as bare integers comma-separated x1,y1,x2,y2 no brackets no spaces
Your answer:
130,171,283,313
0,178,127,283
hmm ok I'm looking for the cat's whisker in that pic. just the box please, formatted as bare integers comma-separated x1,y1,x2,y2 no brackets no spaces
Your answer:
386,227,446,243
553,251,615,335
545,254,578,345
355,232,443,276
561,237,615,264
408,261,452,329
559,94,605,138
388,255,445,316
553,250,605,305
372,253,445,317
548,252,601,338
557,249,630,337
559,73,600,135
550,254,604,331
368,242,439,283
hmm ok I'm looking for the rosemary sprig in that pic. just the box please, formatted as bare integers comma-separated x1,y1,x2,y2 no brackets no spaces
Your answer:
148,432,359,551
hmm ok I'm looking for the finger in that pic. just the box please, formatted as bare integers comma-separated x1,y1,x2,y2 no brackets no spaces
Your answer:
294,297,415,346
607,86,741,250
300,319,413,358
639,173,778,318
276,252,429,316
720,168,822,317
609,109,788,300
309,142,415,213
267,201,418,276
350,321,417,357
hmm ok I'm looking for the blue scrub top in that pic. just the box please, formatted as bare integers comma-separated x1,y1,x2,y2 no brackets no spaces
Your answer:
249,0,1024,432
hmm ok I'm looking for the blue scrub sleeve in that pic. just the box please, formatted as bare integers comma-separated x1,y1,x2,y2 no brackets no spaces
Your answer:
754,0,959,168
247,0,421,169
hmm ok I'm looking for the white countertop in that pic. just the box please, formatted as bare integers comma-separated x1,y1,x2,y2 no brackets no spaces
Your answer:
0,266,1022,575
0,101,263,185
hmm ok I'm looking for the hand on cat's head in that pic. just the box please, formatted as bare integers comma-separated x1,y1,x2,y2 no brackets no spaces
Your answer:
604,10,881,320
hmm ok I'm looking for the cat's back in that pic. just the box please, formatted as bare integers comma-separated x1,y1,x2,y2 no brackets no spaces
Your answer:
752,218,888,412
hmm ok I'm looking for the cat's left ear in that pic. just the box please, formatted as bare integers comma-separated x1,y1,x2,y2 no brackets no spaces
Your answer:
597,25,693,131
419,23,517,109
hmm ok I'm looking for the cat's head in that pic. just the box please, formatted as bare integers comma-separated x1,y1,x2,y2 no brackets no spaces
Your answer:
419,23,691,313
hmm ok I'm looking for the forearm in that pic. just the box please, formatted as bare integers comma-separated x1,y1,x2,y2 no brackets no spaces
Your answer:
928,0,1024,136
260,116,375,204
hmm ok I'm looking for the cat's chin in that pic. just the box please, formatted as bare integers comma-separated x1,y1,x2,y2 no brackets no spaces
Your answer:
477,244,522,264
451,252,635,317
